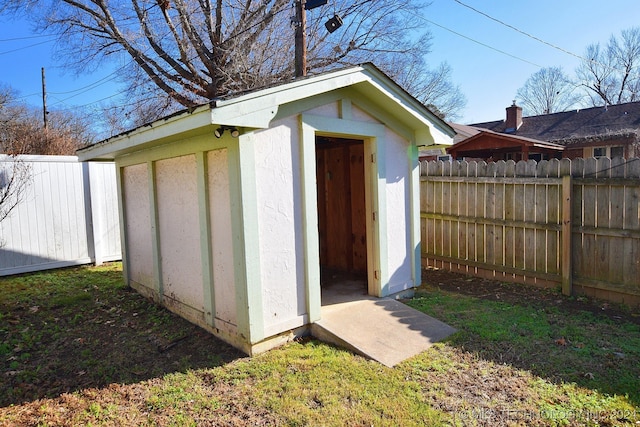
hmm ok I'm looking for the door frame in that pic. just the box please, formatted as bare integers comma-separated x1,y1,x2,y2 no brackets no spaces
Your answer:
300,113,387,323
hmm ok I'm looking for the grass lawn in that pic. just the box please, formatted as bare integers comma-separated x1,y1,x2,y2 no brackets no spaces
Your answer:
0,263,638,426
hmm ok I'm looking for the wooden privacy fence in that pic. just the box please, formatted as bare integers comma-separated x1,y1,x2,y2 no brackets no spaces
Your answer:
420,157,640,307
0,155,121,276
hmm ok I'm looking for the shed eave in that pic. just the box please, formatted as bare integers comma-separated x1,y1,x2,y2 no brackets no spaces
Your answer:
77,63,454,160
210,66,375,128
211,63,455,139
351,74,455,142
349,67,455,147
77,104,214,161
215,65,371,108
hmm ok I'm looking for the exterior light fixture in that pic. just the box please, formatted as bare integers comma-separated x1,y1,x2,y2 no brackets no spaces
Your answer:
324,14,343,33
214,126,240,138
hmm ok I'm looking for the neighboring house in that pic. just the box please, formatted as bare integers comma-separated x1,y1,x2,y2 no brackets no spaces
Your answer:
447,123,564,161
77,63,455,356
448,101,640,160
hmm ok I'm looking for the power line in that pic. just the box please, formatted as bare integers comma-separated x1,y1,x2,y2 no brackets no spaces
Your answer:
47,67,128,108
0,34,56,42
421,18,542,68
0,39,56,56
450,0,624,74
49,70,121,96
452,0,586,62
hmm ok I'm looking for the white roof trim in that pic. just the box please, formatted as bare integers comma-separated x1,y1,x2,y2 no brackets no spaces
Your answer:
78,64,454,161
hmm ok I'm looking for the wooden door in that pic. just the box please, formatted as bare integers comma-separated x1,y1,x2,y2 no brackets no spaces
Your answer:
316,137,367,273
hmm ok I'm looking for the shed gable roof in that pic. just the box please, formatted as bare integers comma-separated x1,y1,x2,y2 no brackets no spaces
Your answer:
78,63,454,161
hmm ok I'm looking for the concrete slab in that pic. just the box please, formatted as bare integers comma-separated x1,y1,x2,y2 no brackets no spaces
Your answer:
312,297,457,367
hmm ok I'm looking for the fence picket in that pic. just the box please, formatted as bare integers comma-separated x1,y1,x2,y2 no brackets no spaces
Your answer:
560,159,585,178
611,157,625,178
534,183,547,275
547,182,560,274
536,160,548,177
494,182,505,269
609,183,625,284
628,158,640,178
594,182,611,282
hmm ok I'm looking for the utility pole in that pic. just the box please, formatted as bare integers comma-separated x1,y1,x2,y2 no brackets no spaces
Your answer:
294,0,337,78
294,0,307,77
41,67,48,129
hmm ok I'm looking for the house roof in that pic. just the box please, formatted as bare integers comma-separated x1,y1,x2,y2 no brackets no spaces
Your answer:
471,101,640,144
449,122,482,144
447,127,564,156
78,63,455,161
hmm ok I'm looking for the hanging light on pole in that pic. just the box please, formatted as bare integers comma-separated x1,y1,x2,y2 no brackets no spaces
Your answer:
324,14,343,33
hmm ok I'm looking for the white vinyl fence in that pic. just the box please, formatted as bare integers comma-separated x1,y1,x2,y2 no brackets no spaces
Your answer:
0,155,121,276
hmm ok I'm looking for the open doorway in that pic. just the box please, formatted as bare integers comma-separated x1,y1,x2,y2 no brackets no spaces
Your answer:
315,136,368,303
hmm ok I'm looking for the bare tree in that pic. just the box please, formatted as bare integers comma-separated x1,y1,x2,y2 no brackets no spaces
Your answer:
392,59,466,120
0,88,29,230
576,27,640,106
0,86,94,155
515,67,583,116
2,0,465,128
0,156,31,225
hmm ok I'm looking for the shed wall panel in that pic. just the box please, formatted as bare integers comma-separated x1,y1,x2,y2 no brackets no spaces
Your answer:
123,163,154,287
254,121,307,333
384,130,413,293
207,149,237,325
156,155,204,311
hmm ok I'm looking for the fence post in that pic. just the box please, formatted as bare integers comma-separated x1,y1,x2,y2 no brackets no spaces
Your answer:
561,175,572,295
82,162,99,265
88,162,105,266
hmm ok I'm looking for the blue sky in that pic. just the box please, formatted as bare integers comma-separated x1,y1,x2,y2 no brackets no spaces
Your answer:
1,0,639,125
426,0,640,123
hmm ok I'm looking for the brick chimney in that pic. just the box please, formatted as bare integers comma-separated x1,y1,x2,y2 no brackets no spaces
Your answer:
505,100,522,133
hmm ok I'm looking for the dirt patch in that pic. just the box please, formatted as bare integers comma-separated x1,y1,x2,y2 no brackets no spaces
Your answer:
421,267,640,326
0,268,244,407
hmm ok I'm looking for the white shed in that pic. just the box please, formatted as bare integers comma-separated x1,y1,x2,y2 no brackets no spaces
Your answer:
77,64,454,355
